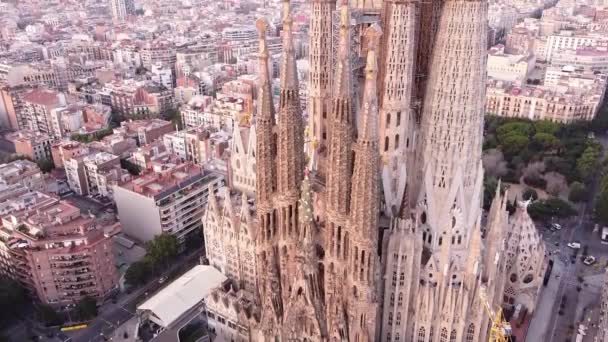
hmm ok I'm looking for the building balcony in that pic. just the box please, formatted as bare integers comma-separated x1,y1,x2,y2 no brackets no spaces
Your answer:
50,261,91,269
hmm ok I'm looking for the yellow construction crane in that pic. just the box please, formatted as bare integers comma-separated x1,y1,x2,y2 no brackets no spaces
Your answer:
480,287,512,342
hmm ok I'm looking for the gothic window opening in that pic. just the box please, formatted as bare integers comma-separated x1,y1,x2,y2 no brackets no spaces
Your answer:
385,137,390,151
466,324,475,342
440,328,448,342
396,111,401,126
390,292,395,306
398,292,403,307
417,327,425,342
399,272,405,286
450,329,456,342
395,134,400,149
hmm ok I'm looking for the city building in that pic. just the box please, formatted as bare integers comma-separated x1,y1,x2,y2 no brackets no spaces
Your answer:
486,79,604,122
7,130,53,163
0,159,45,191
110,0,134,22
487,45,536,83
65,152,128,198
162,127,229,166
113,162,222,246
0,197,119,306
135,265,226,341
21,88,67,138
114,119,175,146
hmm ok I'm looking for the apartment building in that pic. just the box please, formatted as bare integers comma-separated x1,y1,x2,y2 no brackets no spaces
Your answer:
106,80,173,119
180,95,213,128
550,47,608,74
0,159,45,191
7,130,53,162
114,119,174,145
486,79,604,123
51,141,88,169
65,152,128,198
163,127,229,165
22,88,67,138
487,45,536,83
140,41,176,72
113,162,222,246
0,196,118,306
544,30,605,62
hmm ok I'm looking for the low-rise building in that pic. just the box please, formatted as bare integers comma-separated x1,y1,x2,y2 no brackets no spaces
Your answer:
51,141,89,169
0,197,119,306
163,127,229,166
487,45,535,83
7,129,53,162
0,159,45,191
113,162,222,246
65,151,128,198
114,119,175,145
135,265,225,341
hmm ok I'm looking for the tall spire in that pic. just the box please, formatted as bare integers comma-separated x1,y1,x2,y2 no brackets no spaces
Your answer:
346,24,382,342
350,23,381,243
325,0,354,216
378,0,420,217
307,0,336,178
279,0,299,101
276,0,304,197
255,17,276,207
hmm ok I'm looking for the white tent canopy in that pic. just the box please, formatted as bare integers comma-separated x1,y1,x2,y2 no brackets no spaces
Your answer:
137,265,226,328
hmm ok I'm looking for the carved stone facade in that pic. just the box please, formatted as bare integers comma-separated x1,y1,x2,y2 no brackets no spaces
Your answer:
503,201,547,313
201,0,547,341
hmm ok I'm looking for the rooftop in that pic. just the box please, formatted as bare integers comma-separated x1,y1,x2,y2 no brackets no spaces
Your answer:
118,163,212,199
137,265,226,328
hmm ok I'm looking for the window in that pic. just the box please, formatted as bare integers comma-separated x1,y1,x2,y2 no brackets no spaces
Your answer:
466,324,475,342
388,312,393,326
395,134,400,149
387,113,391,126
396,312,401,326
450,330,456,342
390,292,395,306
396,111,401,126
398,292,403,307
385,137,389,151
399,272,405,286
440,328,448,342
417,327,425,342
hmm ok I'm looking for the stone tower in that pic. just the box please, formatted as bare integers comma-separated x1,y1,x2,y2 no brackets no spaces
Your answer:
307,0,336,178
345,24,383,342
378,0,420,216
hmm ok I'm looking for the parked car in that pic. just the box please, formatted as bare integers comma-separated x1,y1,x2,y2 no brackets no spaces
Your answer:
158,276,167,284
551,223,562,231
567,242,581,249
583,256,596,265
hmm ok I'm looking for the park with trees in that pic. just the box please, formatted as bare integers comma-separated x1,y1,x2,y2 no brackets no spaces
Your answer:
482,115,608,221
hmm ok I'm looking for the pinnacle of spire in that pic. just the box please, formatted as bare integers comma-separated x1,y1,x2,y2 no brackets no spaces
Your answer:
256,17,275,121
358,24,381,141
334,0,352,98
280,0,298,93
256,17,269,60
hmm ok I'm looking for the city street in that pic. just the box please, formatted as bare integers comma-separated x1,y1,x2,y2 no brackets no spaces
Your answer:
63,251,201,342
527,204,608,342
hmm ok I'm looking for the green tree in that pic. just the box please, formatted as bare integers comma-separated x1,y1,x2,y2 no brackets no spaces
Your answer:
75,296,98,320
37,158,55,173
120,159,141,176
576,143,602,183
500,135,530,157
522,188,539,201
528,197,577,221
125,260,152,287
146,234,179,268
35,304,63,326
596,191,608,226
0,276,27,325
534,120,560,135
568,182,587,203
532,132,560,150
496,121,532,140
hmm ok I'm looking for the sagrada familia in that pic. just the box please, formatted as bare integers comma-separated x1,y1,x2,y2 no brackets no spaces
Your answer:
202,0,548,341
